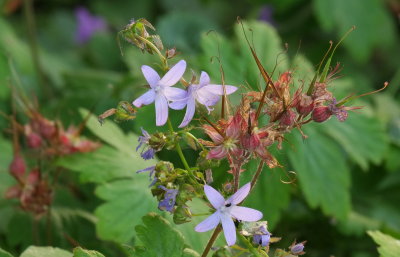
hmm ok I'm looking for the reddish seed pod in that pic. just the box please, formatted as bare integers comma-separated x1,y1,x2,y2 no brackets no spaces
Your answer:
9,154,26,180
296,94,314,116
279,110,297,126
311,106,332,123
27,132,42,149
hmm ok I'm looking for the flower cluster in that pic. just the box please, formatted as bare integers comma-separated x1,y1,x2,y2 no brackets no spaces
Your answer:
132,60,237,127
120,18,385,256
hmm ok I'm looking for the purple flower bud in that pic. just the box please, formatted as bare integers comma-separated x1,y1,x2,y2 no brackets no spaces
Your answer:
136,127,151,151
290,241,306,255
253,233,270,247
141,148,155,160
158,186,178,213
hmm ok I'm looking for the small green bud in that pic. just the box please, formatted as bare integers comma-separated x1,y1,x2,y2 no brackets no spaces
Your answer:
173,205,192,224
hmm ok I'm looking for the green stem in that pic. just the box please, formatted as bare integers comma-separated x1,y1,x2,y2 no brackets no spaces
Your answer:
201,225,222,257
186,132,205,150
136,35,167,69
23,0,51,97
167,118,190,171
237,233,264,257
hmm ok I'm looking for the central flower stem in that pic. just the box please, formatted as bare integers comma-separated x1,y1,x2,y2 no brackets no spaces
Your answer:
167,118,190,171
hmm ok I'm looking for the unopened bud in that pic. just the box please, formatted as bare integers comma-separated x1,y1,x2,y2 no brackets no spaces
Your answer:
311,106,332,123
290,241,306,255
296,94,314,116
27,132,42,148
166,48,177,59
9,155,26,180
173,205,192,224
279,110,296,126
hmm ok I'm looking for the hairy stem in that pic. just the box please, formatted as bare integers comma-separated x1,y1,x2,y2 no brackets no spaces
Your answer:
201,225,222,257
250,161,264,191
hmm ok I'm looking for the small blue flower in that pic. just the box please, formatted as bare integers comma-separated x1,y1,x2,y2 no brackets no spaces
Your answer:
75,7,107,44
253,233,271,247
136,128,156,160
136,166,157,187
141,148,155,160
136,127,151,151
290,241,306,255
158,185,178,213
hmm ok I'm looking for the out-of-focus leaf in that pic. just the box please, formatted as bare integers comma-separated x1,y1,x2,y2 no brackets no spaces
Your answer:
313,0,397,62
384,146,400,173
57,146,138,183
20,246,71,257
321,113,389,170
57,109,158,243
132,213,199,257
157,11,218,54
0,52,10,99
0,248,13,257
72,247,105,257
368,230,400,257
242,160,291,230
234,21,289,86
95,178,158,243
338,211,381,236
287,126,351,219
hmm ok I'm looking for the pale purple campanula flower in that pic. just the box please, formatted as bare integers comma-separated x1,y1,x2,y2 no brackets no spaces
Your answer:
133,60,187,126
158,185,178,213
259,5,275,26
75,7,107,44
175,71,238,128
195,183,262,246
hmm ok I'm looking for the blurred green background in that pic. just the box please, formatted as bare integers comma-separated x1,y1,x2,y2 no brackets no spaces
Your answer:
0,0,399,256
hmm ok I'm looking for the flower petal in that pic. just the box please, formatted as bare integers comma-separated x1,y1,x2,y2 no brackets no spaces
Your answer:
227,183,250,205
163,86,187,101
199,71,210,87
203,84,238,95
207,145,228,160
159,60,186,87
141,65,160,88
155,94,168,126
179,97,196,128
169,99,187,110
195,211,220,232
221,212,236,246
230,206,263,222
204,184,225,209
203,125,224,143
196,87,220,108
132,90,156,107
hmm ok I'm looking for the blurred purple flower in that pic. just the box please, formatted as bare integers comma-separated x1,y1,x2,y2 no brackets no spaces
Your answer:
195,183,263,246
136,128,156,160
158,185,178,213
136,165,157,187
175,71,238,128
75,7,107,44
259,5,275,26
132,60,187,126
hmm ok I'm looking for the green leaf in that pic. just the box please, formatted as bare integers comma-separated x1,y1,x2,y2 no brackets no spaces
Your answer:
242,160,291,230
94,178,158,243
368,230,400,257
321,112,389,170
133,213,199,257
0,248,13,257
0,52,10,99
313,0,397,62
57,110,158,243
20,246,72,257
72,247,105,257
287,126,351,219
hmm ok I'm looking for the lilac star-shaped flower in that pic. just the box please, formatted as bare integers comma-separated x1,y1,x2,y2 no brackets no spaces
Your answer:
195,183,262,246
133,60,187,126
175,71,238,128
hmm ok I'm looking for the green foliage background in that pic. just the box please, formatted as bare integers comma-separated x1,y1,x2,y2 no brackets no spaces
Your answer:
0,0,399,256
